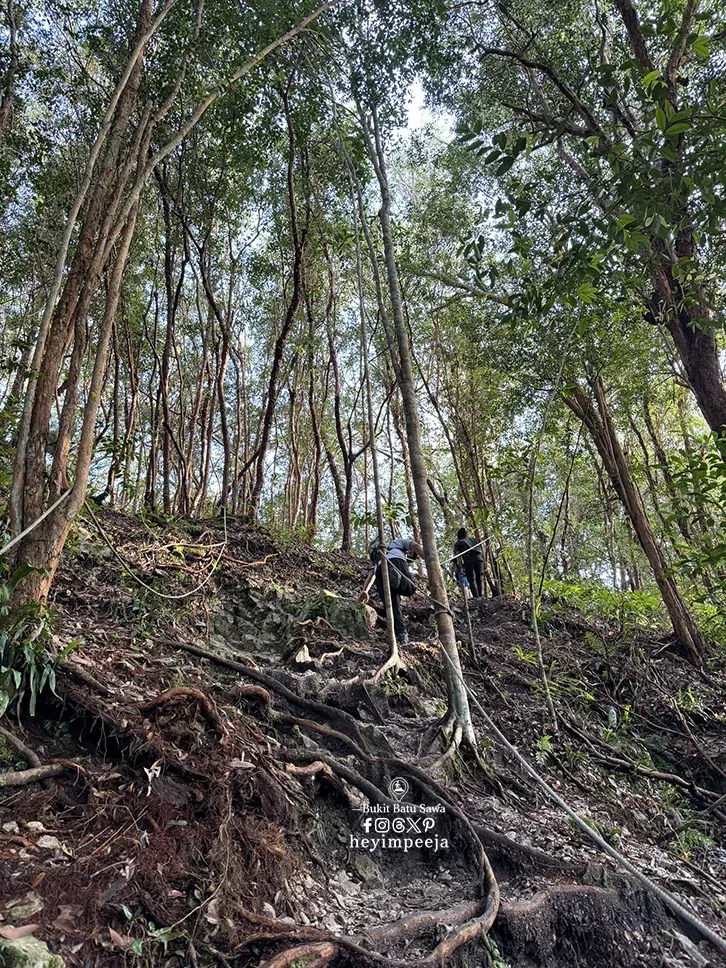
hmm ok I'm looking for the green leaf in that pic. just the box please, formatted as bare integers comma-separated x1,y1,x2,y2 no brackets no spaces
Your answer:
655,107,667,131
664,121,691,136
692,35,710,57
577,282,597,304
496,155,516,175
643,69,660,86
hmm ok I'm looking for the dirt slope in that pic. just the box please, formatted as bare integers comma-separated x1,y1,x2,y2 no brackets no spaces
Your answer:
0,512,724,967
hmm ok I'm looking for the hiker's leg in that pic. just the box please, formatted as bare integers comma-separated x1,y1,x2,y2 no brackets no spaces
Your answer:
374,564,384,603
474,562,484,598
376,563,405,639
465,561,479,596
391,592,406,640
390,560,410,640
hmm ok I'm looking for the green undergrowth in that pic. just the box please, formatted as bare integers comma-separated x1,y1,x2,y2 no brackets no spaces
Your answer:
0,565,80,717
541,579,665,633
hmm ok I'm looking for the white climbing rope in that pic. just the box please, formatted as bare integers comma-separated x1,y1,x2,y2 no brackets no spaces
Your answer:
0,489,71,558
445,537,488,565
438,646,726,955
83,500,228,601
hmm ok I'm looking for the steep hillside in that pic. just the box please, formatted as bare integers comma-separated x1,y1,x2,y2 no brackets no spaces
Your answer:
1,512,725,968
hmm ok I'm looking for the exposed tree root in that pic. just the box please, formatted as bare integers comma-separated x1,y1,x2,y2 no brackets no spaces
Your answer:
231,683,273,706
0,762,71,786
60,659,113,696
0,723,42,767
423,724,462,771
140,686,228,740
494,884,668,968
273,710,581,882
0,833,41,850
260,941,338,968
370,639,407,683
285,760,362,809
242,876,500,968
170,639,377,752
563,717,726,816
474,823,584,877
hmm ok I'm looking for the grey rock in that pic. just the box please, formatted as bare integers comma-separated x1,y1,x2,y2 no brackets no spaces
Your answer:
0,936,65,967
3,893,44,920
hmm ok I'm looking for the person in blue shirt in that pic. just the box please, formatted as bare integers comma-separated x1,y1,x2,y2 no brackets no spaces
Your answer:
366,536,424,645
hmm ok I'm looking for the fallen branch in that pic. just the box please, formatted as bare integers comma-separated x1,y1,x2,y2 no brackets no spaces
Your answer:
60,660,113,696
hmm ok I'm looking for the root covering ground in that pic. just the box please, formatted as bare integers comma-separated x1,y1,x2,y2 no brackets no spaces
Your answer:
1,512,725,967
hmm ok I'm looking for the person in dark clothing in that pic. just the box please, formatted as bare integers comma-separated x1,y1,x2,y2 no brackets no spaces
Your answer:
370,536,423,645
453,527,484,598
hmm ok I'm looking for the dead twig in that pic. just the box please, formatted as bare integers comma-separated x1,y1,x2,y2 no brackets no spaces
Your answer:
671,699,726,784
222,552,278,568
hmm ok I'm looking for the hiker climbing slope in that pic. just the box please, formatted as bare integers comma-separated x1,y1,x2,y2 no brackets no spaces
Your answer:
370,535,423,645
453,527,484,599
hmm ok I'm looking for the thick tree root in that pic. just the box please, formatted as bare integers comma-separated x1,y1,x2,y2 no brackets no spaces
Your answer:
231,683,273,705
285,760,362,809
495,884,668,968
140,686,228,739
170,639,376,752
260,941,338,968
60,659,113,696
0,723,42,767
0,762,72,786
242,878,499,968
370,640,407,683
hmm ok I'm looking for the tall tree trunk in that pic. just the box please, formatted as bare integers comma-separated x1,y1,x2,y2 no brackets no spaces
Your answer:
248,83,307,513
0,0,18,145
564,376,706,665
17,205,140,599
362,103,475,743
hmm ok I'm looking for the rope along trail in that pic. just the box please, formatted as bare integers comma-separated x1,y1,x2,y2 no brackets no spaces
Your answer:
0,490,71,558
83,501,227,601
437,646,726,955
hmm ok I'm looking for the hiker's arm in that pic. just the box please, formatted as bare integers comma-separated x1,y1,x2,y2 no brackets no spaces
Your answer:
409,540,424,558
357,570,376,604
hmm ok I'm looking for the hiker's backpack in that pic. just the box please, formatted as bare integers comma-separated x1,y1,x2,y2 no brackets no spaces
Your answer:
463,537,483,564
369,535,382,564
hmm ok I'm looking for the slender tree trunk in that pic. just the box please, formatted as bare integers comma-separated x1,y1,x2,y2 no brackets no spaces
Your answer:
248,85,307,514
0,0,18,144
17,204,140,599
362,103,475,742
564,376,706,665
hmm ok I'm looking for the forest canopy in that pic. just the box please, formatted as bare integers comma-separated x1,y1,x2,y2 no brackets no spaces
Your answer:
1,0,726,665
